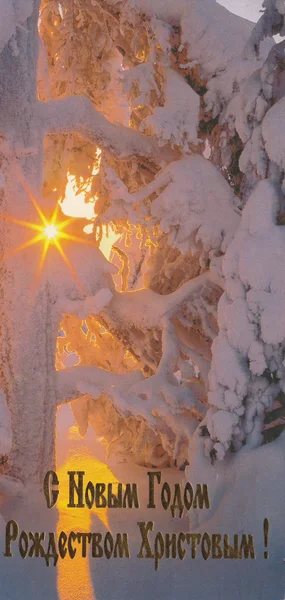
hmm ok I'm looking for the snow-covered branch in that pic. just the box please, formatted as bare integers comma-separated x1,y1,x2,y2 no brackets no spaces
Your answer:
55,365,143,408
56,353,206,467
62,271,213,328
39,96,177,163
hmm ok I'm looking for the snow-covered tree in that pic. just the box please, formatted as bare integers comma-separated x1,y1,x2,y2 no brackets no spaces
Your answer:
0,0,284,489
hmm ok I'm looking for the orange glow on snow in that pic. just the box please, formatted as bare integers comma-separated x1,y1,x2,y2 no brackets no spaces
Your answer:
99,225,119,261
56,424,121,600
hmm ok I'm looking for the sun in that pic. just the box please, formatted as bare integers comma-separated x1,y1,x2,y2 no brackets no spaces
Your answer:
0,163,102,292
44,223,59,240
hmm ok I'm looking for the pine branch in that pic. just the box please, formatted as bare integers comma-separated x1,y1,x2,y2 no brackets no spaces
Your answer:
55,365,143,406
38,96,177,164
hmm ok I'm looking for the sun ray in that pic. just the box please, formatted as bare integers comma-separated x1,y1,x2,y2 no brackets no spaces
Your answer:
0,213,43,232
57,217,78,230
3,232,45,260
0,209,87,295
54,237,86,295
14,163,48,226
58,231,99,247
51,202,60,224
33,238,50,292
0,163,95,296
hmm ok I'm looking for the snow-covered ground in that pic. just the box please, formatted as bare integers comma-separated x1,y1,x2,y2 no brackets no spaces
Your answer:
0,404,284,600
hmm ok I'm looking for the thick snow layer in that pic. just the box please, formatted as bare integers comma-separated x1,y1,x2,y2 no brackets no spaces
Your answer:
150,155,240,254
181,0,254,77
207,180,285,457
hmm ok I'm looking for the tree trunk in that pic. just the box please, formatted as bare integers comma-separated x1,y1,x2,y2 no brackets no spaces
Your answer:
0,0,59,485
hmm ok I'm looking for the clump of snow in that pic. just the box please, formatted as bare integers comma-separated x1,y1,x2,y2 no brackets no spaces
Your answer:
150,155,240,254
181,0,254,78
121,63,160,109
262,95,285,172
76,288,113,319
140,69,200,149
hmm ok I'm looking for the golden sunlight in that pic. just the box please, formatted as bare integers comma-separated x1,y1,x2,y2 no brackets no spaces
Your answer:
44,223,59,240
61,149,120,261
60,148,101,220
56,420,122,600
60,172,96,220
2,152,120,294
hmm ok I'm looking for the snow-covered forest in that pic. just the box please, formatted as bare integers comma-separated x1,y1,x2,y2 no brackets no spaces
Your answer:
0,0,285,481
3,0,285,477
0,0,285,598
